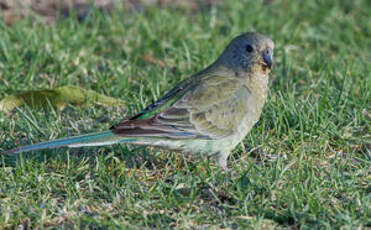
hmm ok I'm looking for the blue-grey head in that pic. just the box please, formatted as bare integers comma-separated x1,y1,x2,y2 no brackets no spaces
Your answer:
220,32,274,74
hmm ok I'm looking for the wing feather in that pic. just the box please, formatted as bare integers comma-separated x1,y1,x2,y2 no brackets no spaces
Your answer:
113,67,250,140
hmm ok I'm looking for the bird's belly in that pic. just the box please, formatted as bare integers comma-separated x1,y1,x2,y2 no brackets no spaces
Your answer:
175,114,261,157
223,92,266,152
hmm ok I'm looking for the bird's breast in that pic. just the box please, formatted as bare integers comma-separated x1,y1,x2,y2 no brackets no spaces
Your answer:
230,77,268,145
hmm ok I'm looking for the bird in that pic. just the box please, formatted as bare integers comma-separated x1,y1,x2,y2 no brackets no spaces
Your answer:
4,32,274,170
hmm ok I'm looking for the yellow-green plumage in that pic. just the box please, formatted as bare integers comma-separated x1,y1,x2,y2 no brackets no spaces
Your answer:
5,32,274,169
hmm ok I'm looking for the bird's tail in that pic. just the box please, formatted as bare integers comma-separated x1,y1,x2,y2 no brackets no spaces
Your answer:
4,131,135,155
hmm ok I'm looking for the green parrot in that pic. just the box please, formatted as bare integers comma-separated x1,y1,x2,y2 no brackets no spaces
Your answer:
5,32,274,169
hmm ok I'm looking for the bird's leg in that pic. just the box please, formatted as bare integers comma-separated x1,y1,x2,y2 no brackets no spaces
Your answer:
216,152,233,182
216,152,229,171
240,142,246,154
214,152,233,201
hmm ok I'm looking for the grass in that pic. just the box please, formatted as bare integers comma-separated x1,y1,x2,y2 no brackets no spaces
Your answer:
0,0,370,228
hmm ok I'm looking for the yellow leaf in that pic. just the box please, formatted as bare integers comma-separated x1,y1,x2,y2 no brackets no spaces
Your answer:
0,85,125,113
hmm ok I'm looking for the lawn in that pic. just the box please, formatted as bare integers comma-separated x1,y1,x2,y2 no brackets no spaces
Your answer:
0,0,370,228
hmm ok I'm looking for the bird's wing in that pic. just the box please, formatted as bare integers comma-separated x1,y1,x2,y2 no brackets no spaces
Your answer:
113,69,250,139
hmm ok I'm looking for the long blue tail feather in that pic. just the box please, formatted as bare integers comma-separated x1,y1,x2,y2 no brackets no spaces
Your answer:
4,131,135,155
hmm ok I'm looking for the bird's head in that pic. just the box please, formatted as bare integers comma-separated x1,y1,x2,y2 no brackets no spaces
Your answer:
220,32,274,75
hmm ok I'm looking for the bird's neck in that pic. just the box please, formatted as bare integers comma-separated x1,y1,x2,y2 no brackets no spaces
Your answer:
246,72,269,96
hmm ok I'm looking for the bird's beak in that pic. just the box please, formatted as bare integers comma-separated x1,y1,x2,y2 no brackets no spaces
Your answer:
262,50,273,69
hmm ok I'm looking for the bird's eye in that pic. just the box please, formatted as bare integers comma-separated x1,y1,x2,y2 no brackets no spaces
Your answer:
245,45,254,53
